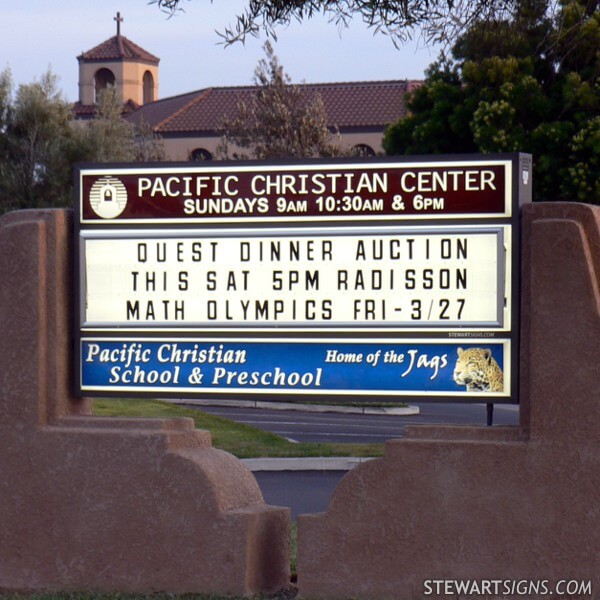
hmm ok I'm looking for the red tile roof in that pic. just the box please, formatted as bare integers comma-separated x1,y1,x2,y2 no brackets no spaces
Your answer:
126,80,420,134
72,102,98,119
78,35,159,65
72,98,140,119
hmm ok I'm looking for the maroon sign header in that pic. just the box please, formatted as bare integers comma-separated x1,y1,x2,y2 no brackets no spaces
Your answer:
79,160,510,223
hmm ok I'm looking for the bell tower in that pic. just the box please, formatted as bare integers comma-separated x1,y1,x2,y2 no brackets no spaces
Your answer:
77,13,160,108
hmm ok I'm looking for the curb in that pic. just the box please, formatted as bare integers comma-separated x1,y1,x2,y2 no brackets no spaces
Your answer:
167,398,420,416
242,456,376,472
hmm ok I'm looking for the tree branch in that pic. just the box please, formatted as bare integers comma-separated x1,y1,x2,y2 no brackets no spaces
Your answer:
151,0,523,46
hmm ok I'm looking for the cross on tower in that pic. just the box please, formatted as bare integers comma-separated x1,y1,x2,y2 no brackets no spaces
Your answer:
114,12,123,36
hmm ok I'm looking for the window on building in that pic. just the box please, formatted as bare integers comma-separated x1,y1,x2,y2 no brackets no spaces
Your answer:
353,144,376,157
189,148,213,161
143,71,155,104
94,68,116,103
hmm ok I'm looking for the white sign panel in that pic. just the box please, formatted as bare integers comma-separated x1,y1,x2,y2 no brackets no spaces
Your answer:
81,227,506,330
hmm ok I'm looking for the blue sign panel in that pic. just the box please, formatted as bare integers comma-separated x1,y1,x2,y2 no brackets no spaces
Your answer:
81,338,509,399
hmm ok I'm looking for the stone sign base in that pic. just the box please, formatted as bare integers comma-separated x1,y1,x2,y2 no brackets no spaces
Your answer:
298,203,600,599
2,203,598,599
0,210,290,595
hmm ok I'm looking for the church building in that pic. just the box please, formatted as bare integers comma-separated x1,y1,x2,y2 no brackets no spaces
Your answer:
74,14,420,160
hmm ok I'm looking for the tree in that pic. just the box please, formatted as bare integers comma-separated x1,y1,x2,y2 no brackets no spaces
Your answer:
0,69,81,213
0,70,165,215
152,0,536,47
217,42,351,160
382,56,479,156
383,0,600,203
79,88,165,163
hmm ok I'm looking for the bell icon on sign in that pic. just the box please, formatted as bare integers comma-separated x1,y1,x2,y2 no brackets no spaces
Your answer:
103,185,115,202
89,176,128,219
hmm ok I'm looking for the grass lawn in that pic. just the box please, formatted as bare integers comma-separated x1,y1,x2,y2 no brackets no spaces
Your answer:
92,397,384,459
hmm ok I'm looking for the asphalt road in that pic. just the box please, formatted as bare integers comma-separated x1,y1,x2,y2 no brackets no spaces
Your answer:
187,402,520,444
254,470,347,519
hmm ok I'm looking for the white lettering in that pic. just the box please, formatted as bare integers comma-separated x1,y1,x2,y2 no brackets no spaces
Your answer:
211,367,322,387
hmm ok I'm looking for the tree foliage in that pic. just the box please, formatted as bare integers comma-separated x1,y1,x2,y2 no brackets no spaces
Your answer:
0,70,165,215
0,70,80,213
383,0,600,203
217,42,351,160
79,88,166,163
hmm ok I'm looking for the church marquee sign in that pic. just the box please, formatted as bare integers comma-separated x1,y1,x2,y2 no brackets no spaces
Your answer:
74,154,531,403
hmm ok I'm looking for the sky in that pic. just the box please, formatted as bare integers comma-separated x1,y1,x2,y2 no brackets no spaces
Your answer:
1,0,442,103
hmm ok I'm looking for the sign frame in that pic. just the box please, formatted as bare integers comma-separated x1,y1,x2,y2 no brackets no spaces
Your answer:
74,153,531,404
